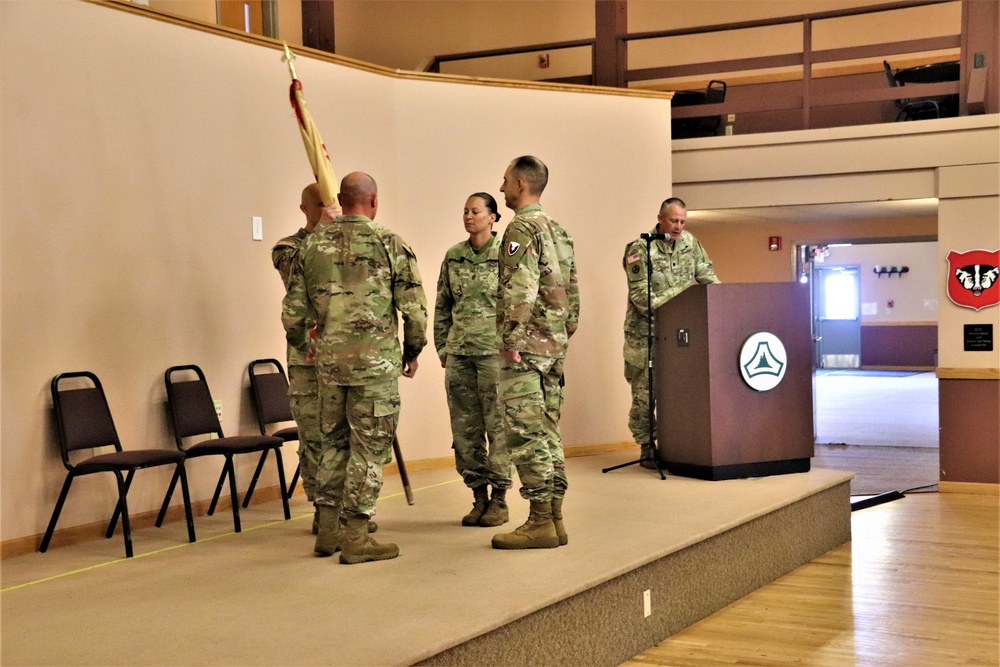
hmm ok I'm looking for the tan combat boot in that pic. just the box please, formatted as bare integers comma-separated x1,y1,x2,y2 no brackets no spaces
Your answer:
551,497,568,546
313,505,341,557
478,487,509,527
339,514,399,564
341,515,378,533
462,486,490,526
491,500,559,550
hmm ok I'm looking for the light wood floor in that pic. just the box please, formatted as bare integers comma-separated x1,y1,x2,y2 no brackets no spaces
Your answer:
622,492,999,667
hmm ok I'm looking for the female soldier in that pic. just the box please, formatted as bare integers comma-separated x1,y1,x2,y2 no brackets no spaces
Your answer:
434,193,511,526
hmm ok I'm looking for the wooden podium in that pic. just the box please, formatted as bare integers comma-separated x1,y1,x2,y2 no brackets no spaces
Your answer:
654,282,814,480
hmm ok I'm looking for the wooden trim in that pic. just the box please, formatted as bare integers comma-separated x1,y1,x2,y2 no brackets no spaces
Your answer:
433,39,595,64
860,321,937,327
633,54,958,93
861,365,936,371
936,367,1000,380
938,481,1000,495
625,0,956,42
630,54,803,83
810,36,961,64
87,1,669,101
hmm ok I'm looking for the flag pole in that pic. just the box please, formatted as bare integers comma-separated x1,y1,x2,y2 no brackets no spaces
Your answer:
282,43,339,207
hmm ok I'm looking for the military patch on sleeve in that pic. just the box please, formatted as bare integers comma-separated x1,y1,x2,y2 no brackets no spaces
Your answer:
626,252,641,265
500,228,532,266
631,264,641,274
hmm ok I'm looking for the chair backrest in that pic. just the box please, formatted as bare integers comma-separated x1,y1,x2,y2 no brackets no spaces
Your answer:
704,79,727,104
248,359,294,435
51,372,124,466
164,365,224,446
883,60,900,88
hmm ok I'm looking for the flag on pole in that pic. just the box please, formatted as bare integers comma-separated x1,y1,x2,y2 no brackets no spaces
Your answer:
283,43,338,207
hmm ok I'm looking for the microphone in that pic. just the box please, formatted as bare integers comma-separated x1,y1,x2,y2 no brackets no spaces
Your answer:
640,233,667,240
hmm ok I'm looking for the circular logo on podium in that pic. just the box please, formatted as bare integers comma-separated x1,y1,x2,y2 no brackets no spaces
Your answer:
739,332,787,391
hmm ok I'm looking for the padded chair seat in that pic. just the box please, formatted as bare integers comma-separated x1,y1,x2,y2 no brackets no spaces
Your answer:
185,435,284,458
271,426,299,441
77,449,185,470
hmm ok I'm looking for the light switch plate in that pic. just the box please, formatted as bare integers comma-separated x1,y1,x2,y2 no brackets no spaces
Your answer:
252,216,263,241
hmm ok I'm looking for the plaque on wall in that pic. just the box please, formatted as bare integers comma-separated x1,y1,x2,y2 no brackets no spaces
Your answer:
964,324,994,352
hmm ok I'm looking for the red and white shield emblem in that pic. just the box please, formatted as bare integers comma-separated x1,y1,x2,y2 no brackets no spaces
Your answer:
946,249,1000,311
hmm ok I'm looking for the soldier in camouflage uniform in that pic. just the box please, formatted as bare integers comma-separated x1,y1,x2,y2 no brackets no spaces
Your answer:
271,184,335,515
492,156,579,551
434,192,512,528
283,172,427,565
623,197,719,469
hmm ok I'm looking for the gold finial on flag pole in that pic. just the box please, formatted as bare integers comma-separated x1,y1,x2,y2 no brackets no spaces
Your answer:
282,42,298,80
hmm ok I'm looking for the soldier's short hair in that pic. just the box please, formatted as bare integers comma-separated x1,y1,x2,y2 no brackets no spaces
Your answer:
339,172,377,207
510,156,548,195
469,192,500,223
660,197,686,214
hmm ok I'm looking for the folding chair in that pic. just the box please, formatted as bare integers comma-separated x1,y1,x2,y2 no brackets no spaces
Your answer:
41,371,196,558
248,358,302,500
163,365,289,533
883,60,942,121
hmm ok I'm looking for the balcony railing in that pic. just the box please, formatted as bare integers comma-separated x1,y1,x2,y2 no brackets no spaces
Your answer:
421,0,986,135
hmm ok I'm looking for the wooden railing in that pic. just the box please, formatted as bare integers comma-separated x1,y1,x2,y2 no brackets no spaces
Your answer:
421,0,969,132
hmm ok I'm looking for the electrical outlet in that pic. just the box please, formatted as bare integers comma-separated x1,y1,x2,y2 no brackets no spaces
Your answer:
538,53,550,69
974,52,986,69
727,113,736,123
643,590,651,618
214,399,223,420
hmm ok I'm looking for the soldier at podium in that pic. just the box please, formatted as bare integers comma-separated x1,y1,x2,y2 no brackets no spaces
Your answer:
622,197,720,468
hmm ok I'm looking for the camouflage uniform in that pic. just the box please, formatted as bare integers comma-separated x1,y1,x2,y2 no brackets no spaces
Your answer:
623,228,719,446
497,204,579,503
434,233,511,491
272,228,322,501
282,214,427,518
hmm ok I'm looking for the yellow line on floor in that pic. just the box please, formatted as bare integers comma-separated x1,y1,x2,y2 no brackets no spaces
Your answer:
2,477,462,594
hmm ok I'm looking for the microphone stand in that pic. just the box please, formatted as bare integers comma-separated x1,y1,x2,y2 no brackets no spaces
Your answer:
603,232,667,479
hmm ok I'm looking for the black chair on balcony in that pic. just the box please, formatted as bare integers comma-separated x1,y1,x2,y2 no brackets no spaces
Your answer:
883,60,949,121
671,80,727,139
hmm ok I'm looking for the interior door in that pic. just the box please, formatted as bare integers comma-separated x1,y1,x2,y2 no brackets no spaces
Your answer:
814,265,861,368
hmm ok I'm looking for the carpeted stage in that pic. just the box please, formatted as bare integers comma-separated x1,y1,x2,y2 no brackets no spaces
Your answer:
1,453,852,666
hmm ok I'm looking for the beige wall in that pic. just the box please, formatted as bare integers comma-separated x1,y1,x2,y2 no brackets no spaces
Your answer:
937,163,1000,370
824,242,939,323
0,0,671,542
691,217,938,284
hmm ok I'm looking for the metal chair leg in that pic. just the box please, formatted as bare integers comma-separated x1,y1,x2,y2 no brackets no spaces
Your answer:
106,469,136,538
112,470,134,558
177,463,197,543
156,467,181,527
242,450,270,508
39,474,76,553
207,463,229,516
274,447,290,520
286,463,301,500
224,455,242,532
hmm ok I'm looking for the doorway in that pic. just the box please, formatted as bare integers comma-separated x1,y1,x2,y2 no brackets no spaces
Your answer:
798,240,941,495
813,263,861,368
